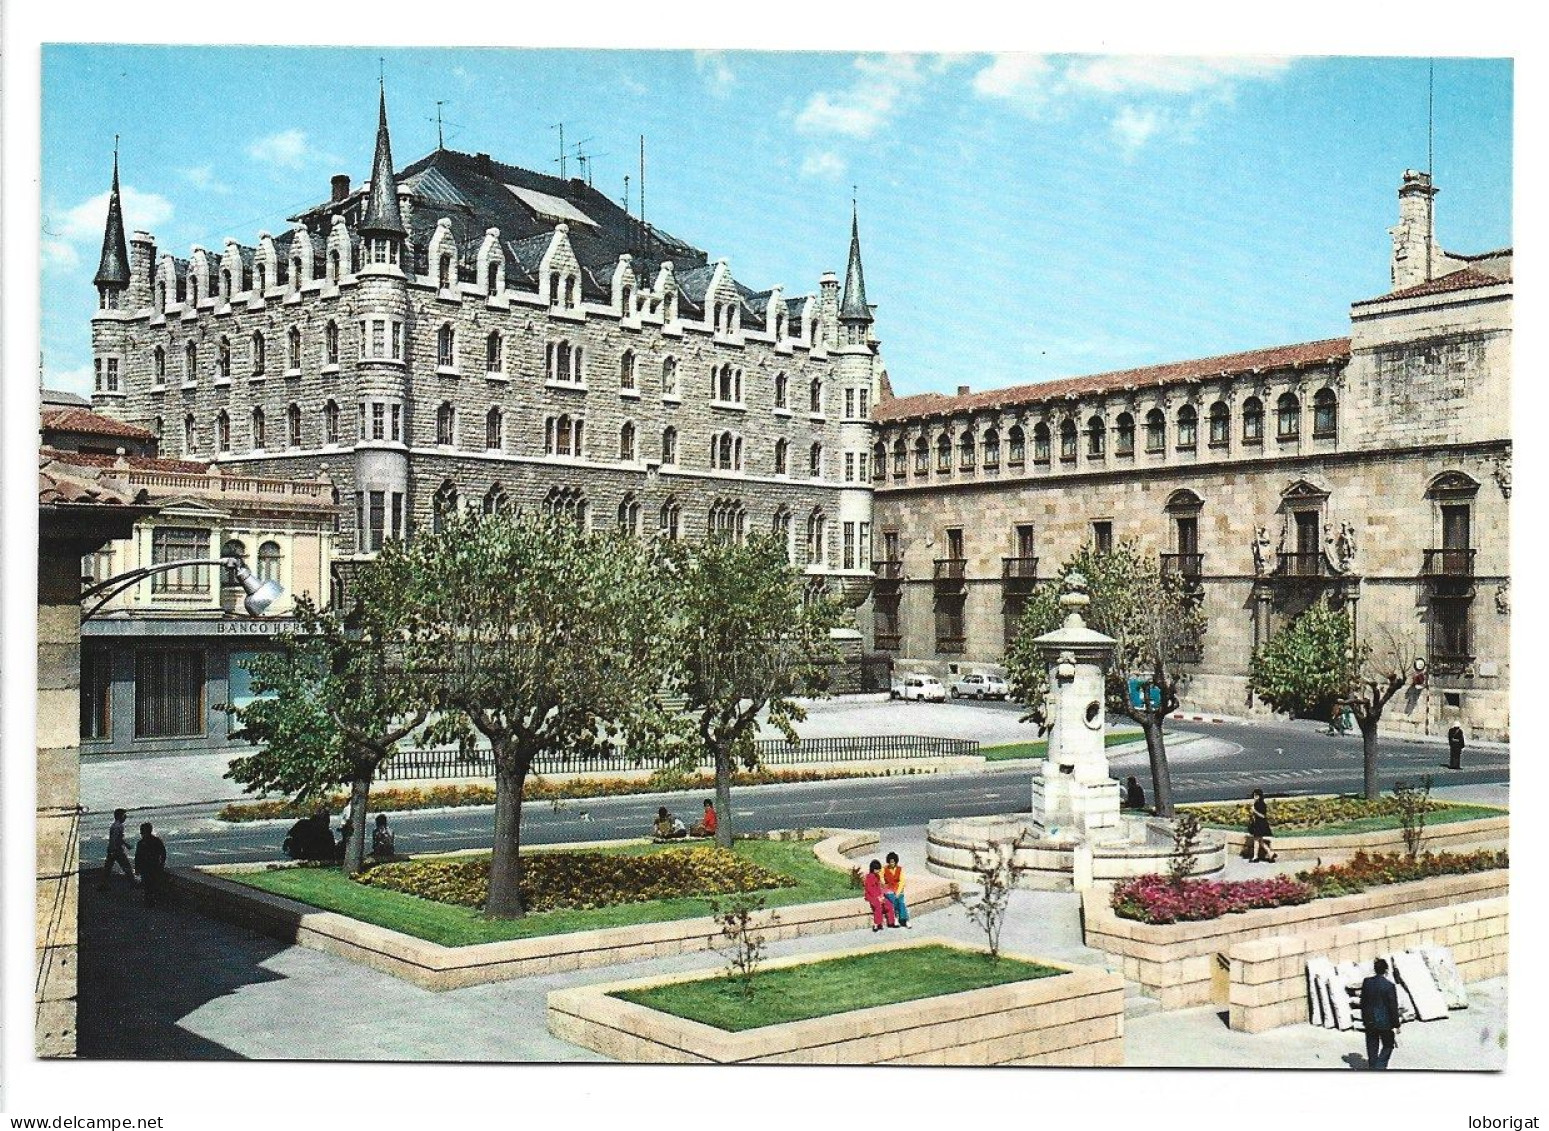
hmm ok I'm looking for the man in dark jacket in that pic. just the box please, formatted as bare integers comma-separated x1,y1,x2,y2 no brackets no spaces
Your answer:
1360,957,1402,1069
134,822,168,907
1448,725,1465,770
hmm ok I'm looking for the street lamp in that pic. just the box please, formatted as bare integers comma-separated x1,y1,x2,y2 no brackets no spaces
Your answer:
81,557,284,620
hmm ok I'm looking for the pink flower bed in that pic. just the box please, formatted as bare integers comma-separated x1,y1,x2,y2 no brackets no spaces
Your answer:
1110,874,1314,925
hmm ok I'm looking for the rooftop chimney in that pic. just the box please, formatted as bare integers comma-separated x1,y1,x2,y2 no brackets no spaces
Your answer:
331,174,351,203
958,385,971,397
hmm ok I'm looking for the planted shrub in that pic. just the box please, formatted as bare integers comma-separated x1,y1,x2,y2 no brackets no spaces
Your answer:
1184,794,1457,834
1392,775,1434,858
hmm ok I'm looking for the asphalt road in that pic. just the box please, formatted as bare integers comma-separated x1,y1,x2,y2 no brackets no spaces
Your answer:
79,715,1508,870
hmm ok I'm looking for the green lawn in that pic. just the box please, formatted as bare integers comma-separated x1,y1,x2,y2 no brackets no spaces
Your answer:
981,732,1140,762
1206,804,1506,838
227,838,855,947
612,944,1065,1031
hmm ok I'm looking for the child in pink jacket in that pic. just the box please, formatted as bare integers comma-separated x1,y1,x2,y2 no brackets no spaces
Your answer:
862,859,897,931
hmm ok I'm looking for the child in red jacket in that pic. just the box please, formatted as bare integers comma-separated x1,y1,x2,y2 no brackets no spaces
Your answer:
862,859,897,931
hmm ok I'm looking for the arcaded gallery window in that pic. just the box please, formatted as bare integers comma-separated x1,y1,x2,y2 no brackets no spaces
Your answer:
150,527,209,593
135,649,205,738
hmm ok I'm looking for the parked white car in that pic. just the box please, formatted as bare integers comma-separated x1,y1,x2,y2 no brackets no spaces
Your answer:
951,672,1009,700
891,674,947,702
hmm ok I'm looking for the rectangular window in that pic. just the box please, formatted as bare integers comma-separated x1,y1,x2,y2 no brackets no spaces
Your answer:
859,452,869,481
356,492,366,548
391,493,404,541
860,389,870,417
883,531,900,562
150,527,209,593
134,649,205,738
81,648,112,740
94,358,103,391
946,528,964,559
392,321,403,360
1016,523,1036,559
372,402,386,441
369,491,386,552
391,404,402,442
844,452,856,482
845,389,856,419
843,522,856,570
106,357,120,392
859,522,870,568
371,320,386,358
1092,521,1113,554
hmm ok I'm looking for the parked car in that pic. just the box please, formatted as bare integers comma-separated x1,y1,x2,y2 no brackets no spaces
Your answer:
891,674,947,702
951,672,1008,700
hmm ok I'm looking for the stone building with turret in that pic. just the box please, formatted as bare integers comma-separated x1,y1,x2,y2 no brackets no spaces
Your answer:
869,170,1510,741
88,88,886,630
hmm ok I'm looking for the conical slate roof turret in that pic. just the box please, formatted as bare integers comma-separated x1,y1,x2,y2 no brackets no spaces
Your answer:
360,85,405,236
93,150,131,289
839,202,872,324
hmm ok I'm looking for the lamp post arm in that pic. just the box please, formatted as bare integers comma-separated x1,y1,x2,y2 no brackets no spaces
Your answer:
81,557,254,621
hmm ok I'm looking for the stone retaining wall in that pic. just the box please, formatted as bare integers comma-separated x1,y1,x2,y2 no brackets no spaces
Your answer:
1082,870,1508,1009
1210,814,1507,862
1226,896,1508,1033
546,936,1125,1065
177,829,956,991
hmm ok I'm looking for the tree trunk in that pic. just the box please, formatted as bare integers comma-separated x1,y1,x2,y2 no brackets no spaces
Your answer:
485,755,528,919
1141,714,1174,818
713,744,734,849
343,773,371,876
1359,711,1381,801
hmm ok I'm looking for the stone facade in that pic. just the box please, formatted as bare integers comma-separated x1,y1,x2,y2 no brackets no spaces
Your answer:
89,92,884,612
870,172,1510,740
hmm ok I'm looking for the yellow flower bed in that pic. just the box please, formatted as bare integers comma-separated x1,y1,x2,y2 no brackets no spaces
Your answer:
1184,795,1455,833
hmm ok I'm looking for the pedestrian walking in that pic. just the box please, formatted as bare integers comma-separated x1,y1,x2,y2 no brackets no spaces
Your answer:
1248,788,1277,863
1448,724,1466,770
100,808,137,889
862,859,897,931
1359,957,1402,1069
881,851,911,928
134,822,168,907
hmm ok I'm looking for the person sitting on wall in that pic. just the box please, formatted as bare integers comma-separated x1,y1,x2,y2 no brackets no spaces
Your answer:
690,799,718,838
651,806,688,841
1122,776,1147,811
370,814,397,859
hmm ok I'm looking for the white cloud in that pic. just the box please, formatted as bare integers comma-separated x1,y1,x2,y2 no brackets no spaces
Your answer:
620,73,649,97
43,185,175,270
451,66,477,91
694,51,736,97
972,53,1294,154
801,151,848,180
796,54,933,139
42,239,80,272
247,128,315,170
181,165,231,194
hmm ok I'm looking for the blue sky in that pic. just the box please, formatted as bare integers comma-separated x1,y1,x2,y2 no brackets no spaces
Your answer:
41,47,1511,398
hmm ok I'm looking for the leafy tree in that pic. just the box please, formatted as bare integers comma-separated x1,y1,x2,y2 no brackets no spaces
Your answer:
228,572,427,874
1249,602,1406,800
664,534,841,847
1004,542,1203,818
377,510,677,919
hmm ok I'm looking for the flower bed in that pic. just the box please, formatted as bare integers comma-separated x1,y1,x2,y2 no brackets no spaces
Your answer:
218,767,929,822
1112,848,1508,925
1183,795,1497,836
357,846,796,912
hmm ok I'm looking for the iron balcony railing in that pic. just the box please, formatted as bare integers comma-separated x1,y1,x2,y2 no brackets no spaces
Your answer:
1001,556,1039,581
1277,551,1329,578
1161,553,1204,581
873,559,904,581
1421,548,1476,578
933,558,968,582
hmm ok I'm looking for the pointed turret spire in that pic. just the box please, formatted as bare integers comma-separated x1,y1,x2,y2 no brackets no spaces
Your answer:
360,83,405,236
839,201,872,325
93,145,131,289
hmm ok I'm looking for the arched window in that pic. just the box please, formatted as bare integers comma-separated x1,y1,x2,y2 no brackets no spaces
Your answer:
483,484,508,515
287,326,302,371
1059,418,1078,462
1007,425,1025,466
432,481,458,533
329,250,341,283
983,427,1001,468
1208,401,1230,446
1276,392,1300,440
1313,388,1338,437
324,400,339,445
187,272,200,307
775,438,789,475
619,421,637,461
810,377,823,415
872,441,887,480
153,346,166,384
251,331,266,376
437,402,455,446
217,336,232,379
486,332,504,374
717,433,735,470
1033,422,1051,464
1145,408,1166,453
1177,404,1198,450
287,403,302,448
221,269,232,300
772,506,794,562
810,442,824,477
936,433,952,473
216,410,231,453
1241,396,1264,443
661,426,678,465
438,253,453,290
893,437,908,478
252,407,266,449
437,324,456,369
183,414,196,453
661,356,678,396
659,498,681,540
543,486,587,526
487,262,500,296
1115,412,1135,456
324,320,339,365
960,430,977,470
256,263,267,293
184,341,198,383
257,540,282,583
806,509,828,566
486,407,503,450
221,539,248,591
620,350,636,391
291,255,304,288
617,493,641,534
1086,415,1106,459
774,372,789,409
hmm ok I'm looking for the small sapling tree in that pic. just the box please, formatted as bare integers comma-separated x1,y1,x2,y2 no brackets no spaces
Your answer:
956,833,1032,959
1393,774,1435,859
709,888,775,1000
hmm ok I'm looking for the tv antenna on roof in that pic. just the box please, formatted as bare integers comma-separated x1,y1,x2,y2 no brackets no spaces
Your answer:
550,123,566,179
434,101,449,150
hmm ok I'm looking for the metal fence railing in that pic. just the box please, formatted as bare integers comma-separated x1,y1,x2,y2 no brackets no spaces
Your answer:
376,733,980,782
